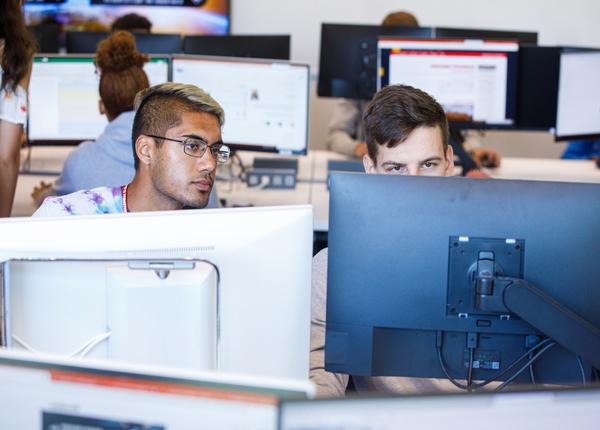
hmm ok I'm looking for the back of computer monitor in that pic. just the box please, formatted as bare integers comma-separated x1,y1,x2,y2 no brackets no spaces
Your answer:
28,24,60,53
326,173,600,385
134,33,181,54
516,46,561,130
318,23,433,99
66,31,109,53
0,205,313,380
182,35,291,60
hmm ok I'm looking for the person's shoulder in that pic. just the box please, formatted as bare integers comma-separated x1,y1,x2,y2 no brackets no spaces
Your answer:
33,186,122,217
62,140,96,165
313,247,329,270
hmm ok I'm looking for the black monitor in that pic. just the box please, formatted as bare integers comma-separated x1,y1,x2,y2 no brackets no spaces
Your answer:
434,27,538,45
134,33,181,54
27,24,60,53
65,31,108,53
377,38,519,130
317,23,433,99
555,48,600,141
182,35,291,60
326,173,600,387
66,31,182,54
515,46,561,130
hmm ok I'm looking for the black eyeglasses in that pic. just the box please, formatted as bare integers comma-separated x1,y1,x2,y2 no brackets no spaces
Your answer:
147,134,230,163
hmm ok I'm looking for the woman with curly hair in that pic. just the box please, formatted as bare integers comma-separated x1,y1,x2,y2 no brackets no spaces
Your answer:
0,0,36,217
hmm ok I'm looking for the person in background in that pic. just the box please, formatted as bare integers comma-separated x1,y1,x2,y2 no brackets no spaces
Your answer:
0,0,36,217
111,13,152,34
325,10,501,174
31,31,219,208
34,82,229,216
561,139,600,160
311,84,461,398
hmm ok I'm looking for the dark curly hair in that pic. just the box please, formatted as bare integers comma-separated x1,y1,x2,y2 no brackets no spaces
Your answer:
0,0,36,92
95,30,149,119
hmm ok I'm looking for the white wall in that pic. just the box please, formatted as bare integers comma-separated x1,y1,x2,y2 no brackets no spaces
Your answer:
231,0,600,157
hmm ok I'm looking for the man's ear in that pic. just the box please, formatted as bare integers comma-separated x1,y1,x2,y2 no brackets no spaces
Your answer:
444,144,455,176
135,135,155,167
363,153,376,173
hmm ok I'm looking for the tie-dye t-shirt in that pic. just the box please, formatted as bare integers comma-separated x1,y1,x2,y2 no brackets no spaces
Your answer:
33,186,124,217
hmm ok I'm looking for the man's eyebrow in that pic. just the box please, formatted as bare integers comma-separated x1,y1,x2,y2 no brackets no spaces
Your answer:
381,161,406,167
182,134,208,142
421,156,443,163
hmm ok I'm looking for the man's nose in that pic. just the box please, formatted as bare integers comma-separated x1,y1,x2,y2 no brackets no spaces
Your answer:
196,149,217,173
407,165,421,176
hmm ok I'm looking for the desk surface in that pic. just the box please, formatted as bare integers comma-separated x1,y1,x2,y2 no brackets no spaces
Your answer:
12,147,600,231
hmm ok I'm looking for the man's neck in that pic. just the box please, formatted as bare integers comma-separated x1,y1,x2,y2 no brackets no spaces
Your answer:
125,175,183,213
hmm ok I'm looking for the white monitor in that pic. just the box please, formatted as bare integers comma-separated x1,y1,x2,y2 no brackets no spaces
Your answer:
0,205,313,380
377,38,519,127
0,349,312,430
555,50,600,140
172,55,310,154
28,54,170,144
280,388,600,430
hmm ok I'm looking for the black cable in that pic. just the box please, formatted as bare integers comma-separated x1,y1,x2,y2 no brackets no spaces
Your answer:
467,347,474,392
528,352,536,384
494,342,557,391
437,346,471,390
576,356,586,385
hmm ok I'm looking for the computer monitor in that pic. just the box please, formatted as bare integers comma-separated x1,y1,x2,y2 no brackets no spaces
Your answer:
65,31,109,54
24,0,230,35
280,386,600,430
0,205,313,380
134,33,182,54
377,38,519,129
555,49,600,141
172,55,310,154
66,32,182,54
515,46,561,130
317,23,433,99
182,35,291,60
27,24,60,53
434,27,538,45
27,54,170,145
325,173,600,386
0,349,312,429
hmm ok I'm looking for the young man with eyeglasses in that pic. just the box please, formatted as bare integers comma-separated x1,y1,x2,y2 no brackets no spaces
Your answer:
34,83,230,216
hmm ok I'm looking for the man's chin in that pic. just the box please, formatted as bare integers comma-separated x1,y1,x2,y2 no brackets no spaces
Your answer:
181,197,210,210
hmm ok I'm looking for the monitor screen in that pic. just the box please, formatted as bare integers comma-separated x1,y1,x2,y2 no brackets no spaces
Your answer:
555,50,600,141
182,35,291,60
172,56,310,154
280,387,600,430
0,350,311,430
317,23,434,99
377,38,519,128
24,0,230,35
326,173,600,386
28,55,170,144
0,205,313,380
